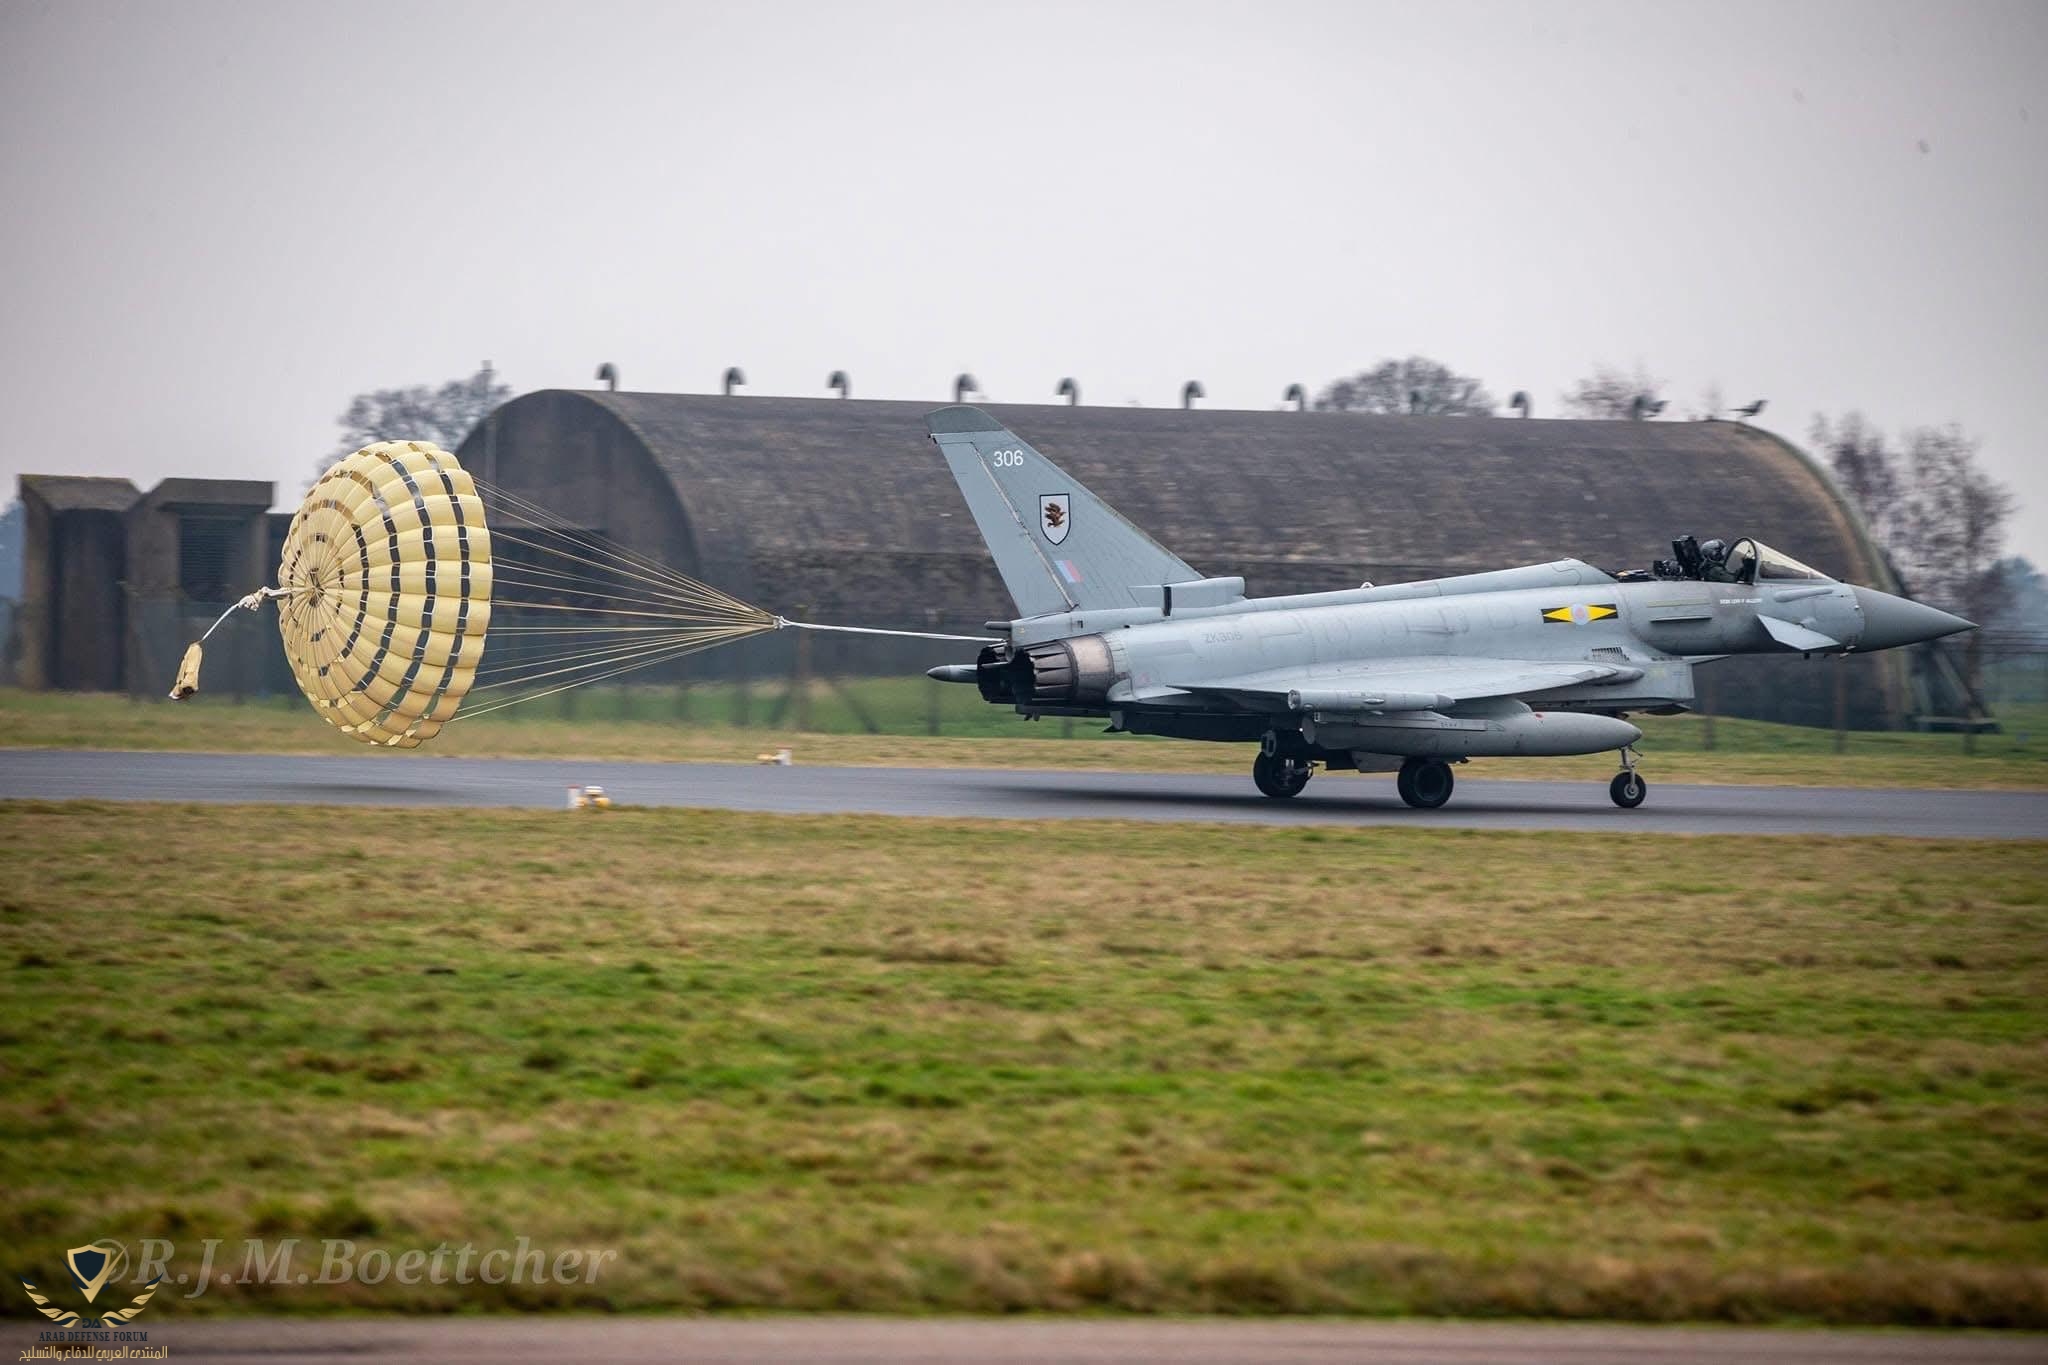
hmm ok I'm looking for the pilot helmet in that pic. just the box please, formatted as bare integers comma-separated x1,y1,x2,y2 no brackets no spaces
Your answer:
1699,538,1728,562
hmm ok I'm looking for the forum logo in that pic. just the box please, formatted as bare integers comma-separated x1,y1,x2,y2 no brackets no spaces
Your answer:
18,1239,162,1329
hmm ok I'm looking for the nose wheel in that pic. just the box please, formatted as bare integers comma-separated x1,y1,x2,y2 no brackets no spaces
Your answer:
1252,750,1312,799
1609,746,1647,809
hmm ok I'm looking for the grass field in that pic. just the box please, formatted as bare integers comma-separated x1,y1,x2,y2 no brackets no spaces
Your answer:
2,687,2046,789
3,802,2045,1325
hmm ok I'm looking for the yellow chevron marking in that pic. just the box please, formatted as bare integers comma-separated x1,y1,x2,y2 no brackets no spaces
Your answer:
1586,603,1618,621
1541,607,1574,623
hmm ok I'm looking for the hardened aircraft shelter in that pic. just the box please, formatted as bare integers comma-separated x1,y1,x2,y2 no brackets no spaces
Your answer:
452,390,1931,728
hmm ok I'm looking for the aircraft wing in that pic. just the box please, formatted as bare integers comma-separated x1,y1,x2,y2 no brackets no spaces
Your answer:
1157,656,1641,711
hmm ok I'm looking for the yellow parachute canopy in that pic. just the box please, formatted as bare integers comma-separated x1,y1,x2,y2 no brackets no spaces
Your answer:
278,440,492,748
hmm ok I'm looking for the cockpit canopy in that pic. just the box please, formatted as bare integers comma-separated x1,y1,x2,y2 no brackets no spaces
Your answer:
1654,535,1832,585
1729,539,1830,583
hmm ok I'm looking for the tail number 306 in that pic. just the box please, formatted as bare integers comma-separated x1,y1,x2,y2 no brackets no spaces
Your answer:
989,449,1026,468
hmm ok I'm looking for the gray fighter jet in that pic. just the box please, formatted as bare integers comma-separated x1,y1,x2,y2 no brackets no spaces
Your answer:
923,405,1972,809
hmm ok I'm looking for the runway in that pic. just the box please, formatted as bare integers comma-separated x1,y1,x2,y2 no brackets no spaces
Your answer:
1,749,2042,836
4,1316,2043,1364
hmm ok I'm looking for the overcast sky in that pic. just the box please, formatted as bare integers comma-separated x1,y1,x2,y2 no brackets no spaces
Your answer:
3,0,2043,564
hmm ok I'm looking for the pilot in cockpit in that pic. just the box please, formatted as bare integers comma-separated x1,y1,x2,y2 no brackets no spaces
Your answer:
1650,535,1826,585
1697,538,1755,583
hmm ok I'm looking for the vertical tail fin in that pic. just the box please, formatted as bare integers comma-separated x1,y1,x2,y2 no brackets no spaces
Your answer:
927,406,1197,617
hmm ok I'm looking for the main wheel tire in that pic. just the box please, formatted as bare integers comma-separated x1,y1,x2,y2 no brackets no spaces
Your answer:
1398,758,1454,809
1609,771,1647,809
1252,751,1311,799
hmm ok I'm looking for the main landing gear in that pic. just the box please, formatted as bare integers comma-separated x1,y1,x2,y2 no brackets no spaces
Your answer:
1252,749,1312,799
1609,745,1647,809
1396,757,1455,810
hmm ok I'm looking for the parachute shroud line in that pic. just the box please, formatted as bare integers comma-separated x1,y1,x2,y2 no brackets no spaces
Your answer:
775,618,996,644
170,439,989,744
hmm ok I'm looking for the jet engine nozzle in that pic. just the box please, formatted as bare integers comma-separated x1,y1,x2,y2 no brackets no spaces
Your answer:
1009,634,1119,707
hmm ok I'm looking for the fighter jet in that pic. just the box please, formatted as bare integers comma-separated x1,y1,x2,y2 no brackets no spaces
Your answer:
923,406,1973,809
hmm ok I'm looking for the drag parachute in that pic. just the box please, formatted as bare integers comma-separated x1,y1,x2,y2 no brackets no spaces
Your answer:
168,439,987,748
277,440,493,747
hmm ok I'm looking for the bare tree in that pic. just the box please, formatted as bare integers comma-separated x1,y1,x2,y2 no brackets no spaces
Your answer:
1813,413,2015,619
1314,356,1496,416
1814,414,2016,709
1810,412,1903,547
1895,425,2017,631
325,362,511,472
1558,363,1665,420
1686,382,1725,422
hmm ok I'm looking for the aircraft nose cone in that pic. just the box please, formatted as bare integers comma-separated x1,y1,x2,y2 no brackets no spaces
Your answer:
1850,586,1975,650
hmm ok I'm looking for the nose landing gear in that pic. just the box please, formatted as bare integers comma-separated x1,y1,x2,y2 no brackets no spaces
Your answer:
1609,745,1647,809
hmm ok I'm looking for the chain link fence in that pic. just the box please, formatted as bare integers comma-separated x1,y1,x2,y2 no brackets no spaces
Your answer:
30,584,2048,746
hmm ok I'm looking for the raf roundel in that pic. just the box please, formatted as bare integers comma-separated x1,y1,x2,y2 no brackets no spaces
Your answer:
276,441,494,748
1540,602,1618,625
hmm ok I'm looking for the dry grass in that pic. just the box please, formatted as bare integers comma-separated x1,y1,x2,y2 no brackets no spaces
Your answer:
1,802,2045,1323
